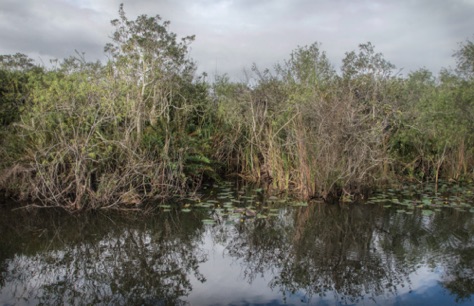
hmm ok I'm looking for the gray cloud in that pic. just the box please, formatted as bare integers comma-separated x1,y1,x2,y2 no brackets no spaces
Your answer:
1,0,473,78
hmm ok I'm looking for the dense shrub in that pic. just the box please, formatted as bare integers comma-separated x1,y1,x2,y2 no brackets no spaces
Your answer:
0,6,473,209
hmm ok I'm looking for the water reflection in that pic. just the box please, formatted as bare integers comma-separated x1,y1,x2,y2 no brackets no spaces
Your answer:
0,207,208,305
0,201,473,305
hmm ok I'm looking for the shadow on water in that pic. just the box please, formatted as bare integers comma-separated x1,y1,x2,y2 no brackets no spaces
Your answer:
0,190,473,305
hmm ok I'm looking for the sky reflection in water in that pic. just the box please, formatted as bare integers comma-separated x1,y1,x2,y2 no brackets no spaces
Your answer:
0,194,473,305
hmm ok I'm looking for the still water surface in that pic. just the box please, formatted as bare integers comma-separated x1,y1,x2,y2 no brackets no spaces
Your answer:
0,185,473,305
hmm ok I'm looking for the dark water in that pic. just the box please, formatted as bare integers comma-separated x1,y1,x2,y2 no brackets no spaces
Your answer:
1,190,474,305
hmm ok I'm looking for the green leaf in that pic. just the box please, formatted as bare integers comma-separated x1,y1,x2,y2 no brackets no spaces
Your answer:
421,209,434,216
202,219,216,225
291,202,308,207
422,198,431,206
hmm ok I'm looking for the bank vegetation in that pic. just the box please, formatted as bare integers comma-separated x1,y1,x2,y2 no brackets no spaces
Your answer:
0,5,473,210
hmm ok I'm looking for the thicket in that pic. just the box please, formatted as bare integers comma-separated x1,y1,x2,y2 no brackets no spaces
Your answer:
213,40,474,200
0,6,216,210
0,6,473,210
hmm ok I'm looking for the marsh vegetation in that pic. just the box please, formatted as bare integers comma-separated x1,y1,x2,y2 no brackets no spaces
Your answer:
0,5,473,210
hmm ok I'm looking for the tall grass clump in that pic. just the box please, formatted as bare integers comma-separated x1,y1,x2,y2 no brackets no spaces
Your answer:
213,43,398,200
213,40,474,200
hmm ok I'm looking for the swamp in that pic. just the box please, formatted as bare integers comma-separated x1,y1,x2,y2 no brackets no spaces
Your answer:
0,4,474,305
1,181,474,305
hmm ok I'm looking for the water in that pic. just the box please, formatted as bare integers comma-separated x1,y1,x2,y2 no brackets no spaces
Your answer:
0,186,473,305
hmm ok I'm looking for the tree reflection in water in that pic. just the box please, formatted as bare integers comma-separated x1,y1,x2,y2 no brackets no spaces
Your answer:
217,204,474,304
0,201,473,305
0,208,207,305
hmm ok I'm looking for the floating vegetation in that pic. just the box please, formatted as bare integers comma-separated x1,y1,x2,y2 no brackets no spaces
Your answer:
241,196,255,200
422,197,431,206
366,180,474,216
202,219,216,225
291,202,309,207
196,202,213,208
421,210,434,216
229,213,242,219
172,180,474,227
167,185,298,225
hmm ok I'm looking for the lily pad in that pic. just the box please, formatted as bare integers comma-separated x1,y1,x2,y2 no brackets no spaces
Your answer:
292,202,308,207
422,198,431,206
421,209,434,216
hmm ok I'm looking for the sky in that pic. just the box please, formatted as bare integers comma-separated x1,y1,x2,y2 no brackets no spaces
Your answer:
1,0,473,80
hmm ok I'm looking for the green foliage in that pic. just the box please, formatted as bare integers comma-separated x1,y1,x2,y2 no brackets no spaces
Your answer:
0,54,41,126
0,5,216,210
104,3,196,139
454,38,474,79
212,42,399,199
213,39,474,199
389,42,474,181
0,53,35,71
0,5,473,209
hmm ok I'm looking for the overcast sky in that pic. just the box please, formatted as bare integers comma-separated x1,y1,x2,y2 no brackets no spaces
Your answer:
1,0,473,79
